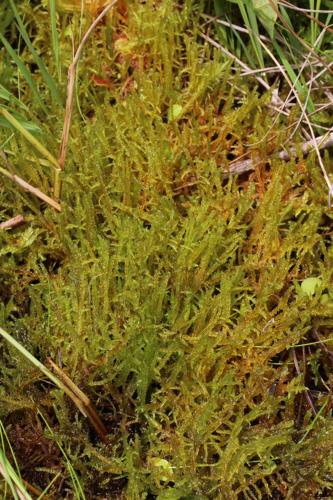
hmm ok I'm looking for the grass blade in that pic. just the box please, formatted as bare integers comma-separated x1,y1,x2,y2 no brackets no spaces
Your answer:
8,0,62,107
271,38,315,114
48,0,61,82
0,450,32,500
38,413,86,500
0,83,28,112
0,107,60,169
236,0,265,68
0,33,47,113
0,327,108,443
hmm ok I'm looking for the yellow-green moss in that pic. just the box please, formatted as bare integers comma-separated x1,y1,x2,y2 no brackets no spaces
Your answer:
1,0,333,498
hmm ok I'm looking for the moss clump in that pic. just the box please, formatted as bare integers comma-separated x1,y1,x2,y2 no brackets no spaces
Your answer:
1,0,333,498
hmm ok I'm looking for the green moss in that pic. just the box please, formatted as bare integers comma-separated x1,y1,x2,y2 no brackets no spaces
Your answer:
1,0,333,498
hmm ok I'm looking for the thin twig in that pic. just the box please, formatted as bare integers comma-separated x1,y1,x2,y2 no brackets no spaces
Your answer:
202,14,271,42
58,0,118,174
48,358,109,443
22,480,45,499
313,328,333,363
222,129,333,178
0,165,61,211
256,36,333,200
0,215,24,229
279,0,333,15
240,65,295,76
292,348,317,416
223,158,256,178
278,131,333,161
199,32,271,91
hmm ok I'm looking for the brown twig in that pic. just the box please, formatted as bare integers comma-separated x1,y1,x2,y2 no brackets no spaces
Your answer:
58,0,118,174
279,132,333,161
48,359,108,443
222,131,333,179
223,158,256,178
0,215,24,229
0,149,61,211
0,165,61,212
22,479,46,498
279,0,333,14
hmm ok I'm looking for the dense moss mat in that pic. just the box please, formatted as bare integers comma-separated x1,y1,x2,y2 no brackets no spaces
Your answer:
1,1,333,498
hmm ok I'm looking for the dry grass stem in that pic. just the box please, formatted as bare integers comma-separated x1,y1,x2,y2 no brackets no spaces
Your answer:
199,32,271,90
48,359,109,443
256,35,333,198
0,165,61,211
279,1,333,14
0,214,24,229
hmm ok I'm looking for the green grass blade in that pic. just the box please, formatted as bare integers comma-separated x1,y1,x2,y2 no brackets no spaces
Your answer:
309,0,318,47
48,0,62,83
36,472,62,500
245,1,265,65
0,83,28,112
0,421,23,500
271,39,315,114
0,326,66,390
38,413,86,500
236,0,265,68
0,32,47,113
0,326,94,435
0,421,22,483
0,450,33,500
228,22,253,63
0,451,19,500
8,0,62,107
0,107,60,169
213,0,224,17
298,398,329,445
278,5,292,28
0,109,42,135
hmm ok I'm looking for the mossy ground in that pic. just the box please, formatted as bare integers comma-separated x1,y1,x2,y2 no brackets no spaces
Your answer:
1,1,333,498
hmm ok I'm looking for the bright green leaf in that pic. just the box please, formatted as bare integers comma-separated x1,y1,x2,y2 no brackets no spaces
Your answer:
300,277,321,297
253,0,278,38
150,457,173,482
168,104,183,122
